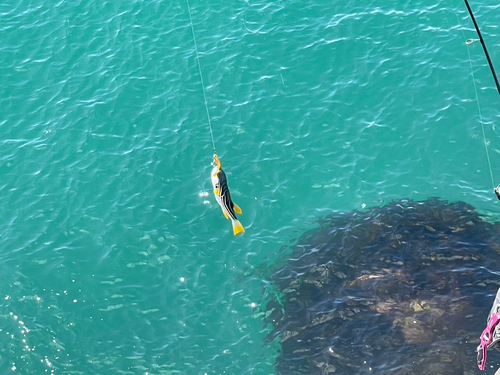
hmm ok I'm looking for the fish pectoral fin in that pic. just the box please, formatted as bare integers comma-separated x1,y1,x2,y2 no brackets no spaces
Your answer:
232,220,245,236
233,203,243,215
214,188,220,195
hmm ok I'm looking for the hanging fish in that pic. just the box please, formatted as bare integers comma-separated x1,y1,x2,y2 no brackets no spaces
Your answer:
211,154,245,235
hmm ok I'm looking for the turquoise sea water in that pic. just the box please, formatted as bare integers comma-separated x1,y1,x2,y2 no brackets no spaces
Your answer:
1,0,500,373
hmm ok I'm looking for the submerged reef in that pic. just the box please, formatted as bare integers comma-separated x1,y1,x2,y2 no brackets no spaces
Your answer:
266,199,500,375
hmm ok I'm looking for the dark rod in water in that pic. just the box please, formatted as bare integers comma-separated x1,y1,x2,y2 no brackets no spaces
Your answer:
463,0,500,98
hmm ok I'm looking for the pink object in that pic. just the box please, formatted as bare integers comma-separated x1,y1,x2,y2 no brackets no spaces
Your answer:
478,313,500,370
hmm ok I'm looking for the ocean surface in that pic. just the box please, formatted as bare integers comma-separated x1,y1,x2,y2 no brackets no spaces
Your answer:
1,0,500,373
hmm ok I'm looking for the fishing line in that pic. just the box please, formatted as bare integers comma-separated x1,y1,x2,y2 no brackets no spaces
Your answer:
451,0,496,190
186,0,217,154
467,43,496,190
463,0,500,98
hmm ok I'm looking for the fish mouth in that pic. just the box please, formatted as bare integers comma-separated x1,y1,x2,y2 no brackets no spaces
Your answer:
213,154,221,170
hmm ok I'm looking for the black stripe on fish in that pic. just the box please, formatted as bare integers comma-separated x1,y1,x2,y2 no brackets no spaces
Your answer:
217,169,238,220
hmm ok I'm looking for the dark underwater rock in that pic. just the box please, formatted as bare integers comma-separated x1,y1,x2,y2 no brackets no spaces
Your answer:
265,199,500,375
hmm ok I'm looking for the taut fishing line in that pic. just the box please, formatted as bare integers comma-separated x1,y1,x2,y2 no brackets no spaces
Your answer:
186,0,217,154
463,0,500,98
451,0,498,192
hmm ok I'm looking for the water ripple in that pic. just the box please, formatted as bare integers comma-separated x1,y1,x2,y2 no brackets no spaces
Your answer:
1,0,500,373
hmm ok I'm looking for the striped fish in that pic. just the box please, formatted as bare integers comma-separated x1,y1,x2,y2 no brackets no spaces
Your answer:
211,154,245,235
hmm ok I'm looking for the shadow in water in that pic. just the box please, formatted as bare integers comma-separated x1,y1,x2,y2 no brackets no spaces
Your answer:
265,199,500,375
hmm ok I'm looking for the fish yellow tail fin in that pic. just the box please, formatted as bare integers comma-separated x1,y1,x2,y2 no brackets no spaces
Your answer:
232,220,245,236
